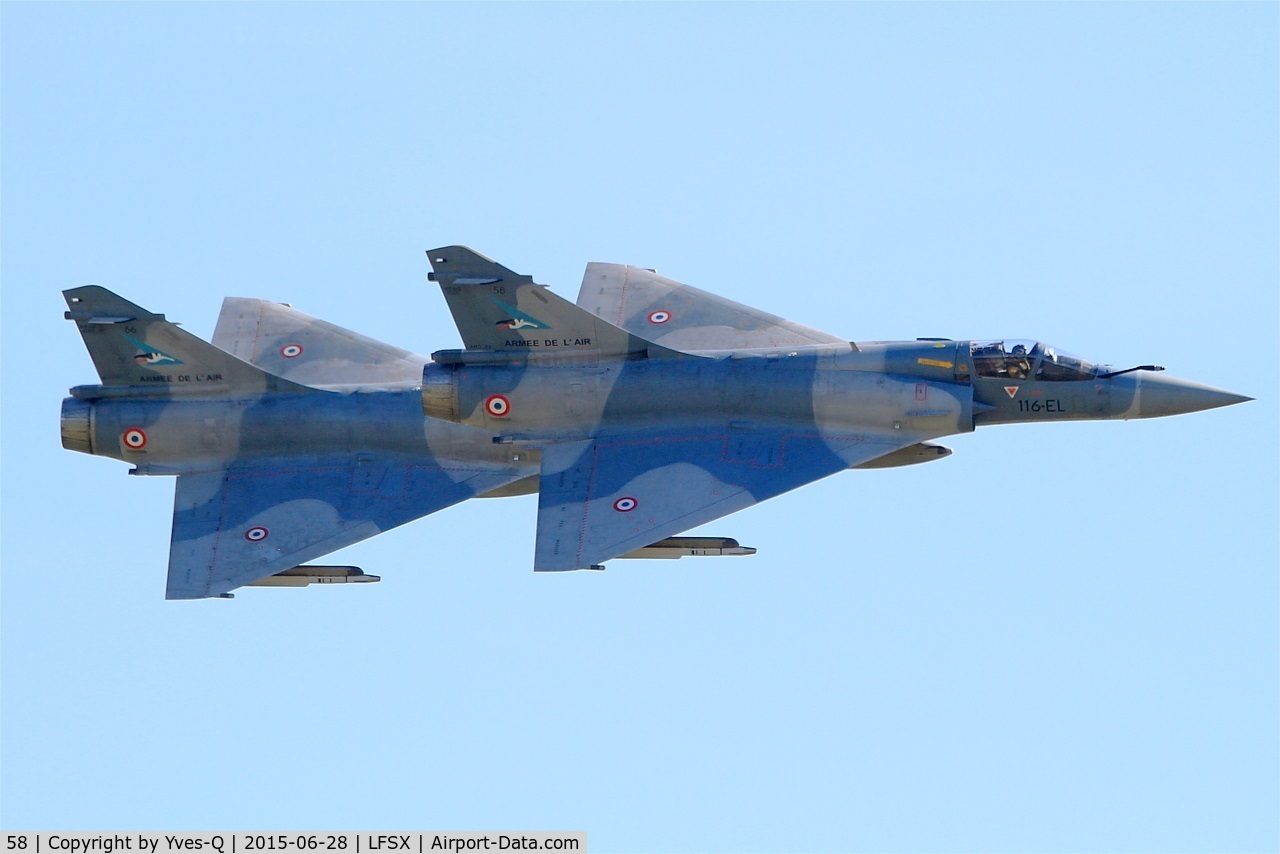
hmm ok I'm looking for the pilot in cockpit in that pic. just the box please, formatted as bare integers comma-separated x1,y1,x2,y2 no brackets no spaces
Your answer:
1008,343,1031,379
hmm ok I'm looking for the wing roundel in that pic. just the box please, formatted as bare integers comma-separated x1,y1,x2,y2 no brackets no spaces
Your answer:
576,263,852,354
533,429,908,572
166,453,526,599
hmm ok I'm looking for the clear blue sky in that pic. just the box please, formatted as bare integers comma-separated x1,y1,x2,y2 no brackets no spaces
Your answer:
3,4,1276,852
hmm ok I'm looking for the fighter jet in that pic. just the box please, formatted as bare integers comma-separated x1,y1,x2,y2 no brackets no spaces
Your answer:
60,246,1252,599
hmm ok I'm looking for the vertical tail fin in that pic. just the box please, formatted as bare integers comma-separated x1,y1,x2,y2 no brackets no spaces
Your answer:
63,286,311,394
426,246,683,360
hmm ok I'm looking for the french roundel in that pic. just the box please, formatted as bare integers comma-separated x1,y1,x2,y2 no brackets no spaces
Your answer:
485,394,511,417
280,343,304,358
613,496,638,512
647,309,672,325
244,526,270,543
122,427,148,449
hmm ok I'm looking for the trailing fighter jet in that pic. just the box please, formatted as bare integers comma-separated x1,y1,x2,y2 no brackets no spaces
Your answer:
61,246,1252,599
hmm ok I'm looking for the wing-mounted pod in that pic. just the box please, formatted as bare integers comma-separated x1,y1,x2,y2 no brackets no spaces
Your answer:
618,537,757,560
246,566,380,588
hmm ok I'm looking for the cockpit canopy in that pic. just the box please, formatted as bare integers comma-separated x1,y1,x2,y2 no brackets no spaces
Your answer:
970,340,1098,382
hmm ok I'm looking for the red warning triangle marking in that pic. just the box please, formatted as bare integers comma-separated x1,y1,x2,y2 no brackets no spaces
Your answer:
1004,386,1019,398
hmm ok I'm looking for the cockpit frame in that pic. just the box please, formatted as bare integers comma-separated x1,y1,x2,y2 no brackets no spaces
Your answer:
970,340,1098,383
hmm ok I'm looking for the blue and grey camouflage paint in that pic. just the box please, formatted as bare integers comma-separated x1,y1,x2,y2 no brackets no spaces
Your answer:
60,246,1251,598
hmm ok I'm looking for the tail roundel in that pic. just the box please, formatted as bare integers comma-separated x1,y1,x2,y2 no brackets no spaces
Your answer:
63,286,311,394
426,246,684,360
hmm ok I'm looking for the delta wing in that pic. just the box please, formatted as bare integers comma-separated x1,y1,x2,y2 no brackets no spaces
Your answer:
213,298,428,388
534,428,909,572
167,452,526,599
576,263,851,353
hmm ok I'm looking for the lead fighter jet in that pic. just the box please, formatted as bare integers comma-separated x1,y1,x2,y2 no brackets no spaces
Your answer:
61,247,1252,599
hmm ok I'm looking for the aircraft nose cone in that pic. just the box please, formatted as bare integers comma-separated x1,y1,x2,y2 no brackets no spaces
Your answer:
1134,373,1253,419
